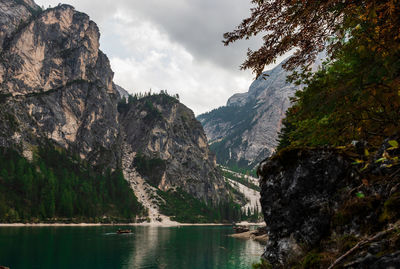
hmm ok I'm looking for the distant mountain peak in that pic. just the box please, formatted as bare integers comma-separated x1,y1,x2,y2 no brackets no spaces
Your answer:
198,59,299,169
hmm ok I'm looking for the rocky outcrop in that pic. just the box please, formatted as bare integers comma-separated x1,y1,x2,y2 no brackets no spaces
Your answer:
0,0,41,52
258,141,400,268
119,95,229,204
258,149,357,266
0,3,120,167
197,61,299,169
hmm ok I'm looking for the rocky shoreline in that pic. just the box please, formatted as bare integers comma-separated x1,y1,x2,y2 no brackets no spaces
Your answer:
229,226,268,244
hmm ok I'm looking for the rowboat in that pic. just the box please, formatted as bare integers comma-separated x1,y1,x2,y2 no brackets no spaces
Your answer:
117,229,132,234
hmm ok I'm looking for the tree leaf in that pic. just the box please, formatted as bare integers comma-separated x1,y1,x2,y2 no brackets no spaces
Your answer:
388,140,398,148
352,159,364,164
360,163,369,171
375,157,386,163
356,192,365,198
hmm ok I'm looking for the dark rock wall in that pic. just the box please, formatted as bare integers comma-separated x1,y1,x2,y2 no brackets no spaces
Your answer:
258,143,400,268
258,149,357,265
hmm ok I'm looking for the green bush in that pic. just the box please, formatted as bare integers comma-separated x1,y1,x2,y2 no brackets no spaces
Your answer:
133,152,166,187
301,251,323,269
252,258,272,269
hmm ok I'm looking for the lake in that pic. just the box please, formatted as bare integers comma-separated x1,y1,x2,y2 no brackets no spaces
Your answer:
0,225,264,269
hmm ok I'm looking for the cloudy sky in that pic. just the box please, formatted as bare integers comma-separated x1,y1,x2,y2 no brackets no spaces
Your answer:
35,0,281,115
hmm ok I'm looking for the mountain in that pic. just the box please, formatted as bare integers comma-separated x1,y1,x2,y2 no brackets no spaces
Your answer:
119,95,225,203
0,2,121,167
0,0,239,223
118,94,235,222
114,83,129,99
197,61,299,170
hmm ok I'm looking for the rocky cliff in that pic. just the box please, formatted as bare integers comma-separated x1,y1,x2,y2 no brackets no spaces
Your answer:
0,1,121,168
119,95,227,205
0,0,40,51
197,61,299,169
258,141,400,268
0,0,232,222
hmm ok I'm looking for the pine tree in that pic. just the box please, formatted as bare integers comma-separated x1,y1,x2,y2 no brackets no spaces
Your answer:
0,168,8,184
60,190,73,218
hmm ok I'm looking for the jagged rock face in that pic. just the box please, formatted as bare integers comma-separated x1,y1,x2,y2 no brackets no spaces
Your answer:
198,62,298,169
0,0,40,52
1,4,112,95
258,149,356,265
0,3,120,166
119,95,228,204
258,144,400,268
114,83,129,100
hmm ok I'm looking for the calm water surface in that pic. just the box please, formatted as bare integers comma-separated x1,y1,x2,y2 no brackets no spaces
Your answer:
0,225,264,269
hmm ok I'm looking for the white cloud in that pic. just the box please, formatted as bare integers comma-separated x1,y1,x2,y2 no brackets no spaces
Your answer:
33,0,283,115
108,9,253,114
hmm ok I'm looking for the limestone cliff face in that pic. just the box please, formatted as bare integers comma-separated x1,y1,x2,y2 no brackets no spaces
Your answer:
0,3,120,167
197,61,299,169
0,0,40,52
119,95,228,204
1,5,113,95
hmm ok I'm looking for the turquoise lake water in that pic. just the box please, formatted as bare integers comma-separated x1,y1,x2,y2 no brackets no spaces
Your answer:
0,225,264,269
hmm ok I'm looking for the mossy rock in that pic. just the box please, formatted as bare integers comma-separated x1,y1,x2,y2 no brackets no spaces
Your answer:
332,196,381,230
300,251,323,269
379,192,400,223
252,258,272,269
337,234,358,253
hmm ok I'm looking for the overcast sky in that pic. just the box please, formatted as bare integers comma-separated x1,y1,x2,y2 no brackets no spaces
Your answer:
35,0,282,115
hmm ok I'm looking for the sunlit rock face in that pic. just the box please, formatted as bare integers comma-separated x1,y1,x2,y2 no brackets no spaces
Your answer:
0,0,40,53
0,3,121,167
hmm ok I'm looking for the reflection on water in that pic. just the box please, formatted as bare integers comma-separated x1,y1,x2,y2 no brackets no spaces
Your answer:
0,226,264,269
125,226,170,268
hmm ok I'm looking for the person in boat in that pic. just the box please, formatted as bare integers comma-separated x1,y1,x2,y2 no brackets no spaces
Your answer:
117,228,132,234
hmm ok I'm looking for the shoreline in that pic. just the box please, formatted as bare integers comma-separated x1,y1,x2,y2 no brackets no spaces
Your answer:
229,229,268,244
0,222,264,227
